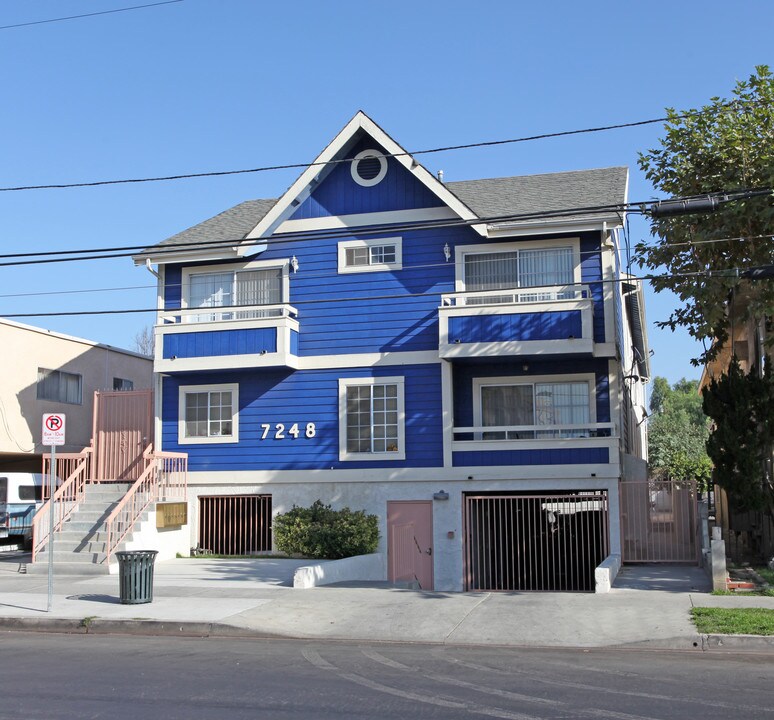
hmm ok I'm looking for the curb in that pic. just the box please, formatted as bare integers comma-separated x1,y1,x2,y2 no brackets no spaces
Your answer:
1,616,774,653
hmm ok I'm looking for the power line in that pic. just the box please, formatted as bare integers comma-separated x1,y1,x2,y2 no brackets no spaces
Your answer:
2,265,770,320
0,101,759,193
0,188,769,269
0,1,184,31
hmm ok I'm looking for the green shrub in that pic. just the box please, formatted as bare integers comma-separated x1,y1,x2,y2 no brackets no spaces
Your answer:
273,500,379,560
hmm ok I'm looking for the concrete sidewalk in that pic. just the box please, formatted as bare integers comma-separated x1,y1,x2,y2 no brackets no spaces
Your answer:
0,552,772,651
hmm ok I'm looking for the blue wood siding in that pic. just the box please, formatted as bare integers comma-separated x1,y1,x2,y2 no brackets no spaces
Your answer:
290,137,443,219
452,358,611,427
163,328,277,359
162,364,444,471
580,235,605,343
448,310,582,344
453,447,609,467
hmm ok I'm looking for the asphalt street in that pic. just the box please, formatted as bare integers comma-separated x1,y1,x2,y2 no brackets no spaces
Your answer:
1,633,773,720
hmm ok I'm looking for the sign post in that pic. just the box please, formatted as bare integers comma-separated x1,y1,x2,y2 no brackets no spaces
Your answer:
42,413,65,613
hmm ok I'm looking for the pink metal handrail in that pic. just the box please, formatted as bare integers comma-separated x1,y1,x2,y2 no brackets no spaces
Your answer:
32,446,93,562
104,446,188,564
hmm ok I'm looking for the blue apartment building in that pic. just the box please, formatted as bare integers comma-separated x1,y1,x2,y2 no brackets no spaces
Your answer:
135,112,649,592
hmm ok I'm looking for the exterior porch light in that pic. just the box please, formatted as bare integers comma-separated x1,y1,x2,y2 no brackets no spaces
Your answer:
433,490,449,501
290,256,299,273
443,243,451,262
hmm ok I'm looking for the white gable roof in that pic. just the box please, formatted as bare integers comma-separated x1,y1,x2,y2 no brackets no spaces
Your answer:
236,111,483,254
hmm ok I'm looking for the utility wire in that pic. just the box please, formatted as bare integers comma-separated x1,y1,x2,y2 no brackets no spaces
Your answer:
2,265,770,320
0,1,184,30
0,188,769,269
0,100,761,193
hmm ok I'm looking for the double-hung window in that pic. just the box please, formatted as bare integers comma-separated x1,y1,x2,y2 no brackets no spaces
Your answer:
476,378,590,439
338,238,402,274
186,266,284,322
339,377,405,460
37,368,82,405
463,246,575,302
178,384,239,444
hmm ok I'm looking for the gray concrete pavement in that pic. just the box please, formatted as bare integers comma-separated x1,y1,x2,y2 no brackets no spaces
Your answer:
0,552,772,651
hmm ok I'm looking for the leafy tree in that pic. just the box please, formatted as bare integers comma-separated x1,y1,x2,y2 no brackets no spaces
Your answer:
648,377,712,489
702,359,774,514
637,66,774,366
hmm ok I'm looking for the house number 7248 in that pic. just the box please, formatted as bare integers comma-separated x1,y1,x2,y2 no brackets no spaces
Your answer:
260,423,316,440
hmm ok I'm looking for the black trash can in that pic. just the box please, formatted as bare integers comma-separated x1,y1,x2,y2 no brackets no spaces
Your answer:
116,550,158,604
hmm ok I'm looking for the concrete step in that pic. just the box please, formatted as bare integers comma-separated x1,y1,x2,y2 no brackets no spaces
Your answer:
45,539,108,554
36,550,107,564
25,561,110,575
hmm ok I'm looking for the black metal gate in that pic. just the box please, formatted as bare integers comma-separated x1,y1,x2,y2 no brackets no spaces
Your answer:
463,491,610,592
197,495,272,555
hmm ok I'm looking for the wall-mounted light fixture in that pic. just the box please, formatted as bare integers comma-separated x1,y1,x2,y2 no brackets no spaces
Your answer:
443,243,451,262
433,490,449,501
290,256,299,273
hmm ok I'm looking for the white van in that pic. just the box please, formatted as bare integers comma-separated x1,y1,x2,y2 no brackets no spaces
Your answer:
0,473,47,546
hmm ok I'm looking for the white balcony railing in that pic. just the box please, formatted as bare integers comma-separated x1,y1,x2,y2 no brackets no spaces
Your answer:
453,422,615,441
158,303,299,326
441,284,589,308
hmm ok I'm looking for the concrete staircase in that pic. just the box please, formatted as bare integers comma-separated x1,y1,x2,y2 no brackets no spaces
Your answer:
30,483,142,575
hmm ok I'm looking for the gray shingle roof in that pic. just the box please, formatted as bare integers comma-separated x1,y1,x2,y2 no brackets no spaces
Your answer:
139,198,277,255
447,166,628,224
138,166,627,258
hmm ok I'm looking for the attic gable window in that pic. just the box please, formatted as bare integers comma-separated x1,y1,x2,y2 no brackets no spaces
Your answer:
351,149,388,187
338,237,402,274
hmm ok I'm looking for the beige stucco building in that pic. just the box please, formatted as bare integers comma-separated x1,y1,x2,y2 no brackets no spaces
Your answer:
0,319,153,470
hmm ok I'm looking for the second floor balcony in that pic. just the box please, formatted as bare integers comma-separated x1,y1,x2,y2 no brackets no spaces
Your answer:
154,303,300,373
439,284,594,360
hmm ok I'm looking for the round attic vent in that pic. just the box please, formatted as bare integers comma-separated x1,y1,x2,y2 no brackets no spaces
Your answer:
351,149,387,187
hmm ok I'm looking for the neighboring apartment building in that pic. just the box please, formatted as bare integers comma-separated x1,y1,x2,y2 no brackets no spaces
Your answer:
134,112,649,592
0,319,153,471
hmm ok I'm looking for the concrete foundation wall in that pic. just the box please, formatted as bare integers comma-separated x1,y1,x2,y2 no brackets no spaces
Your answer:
183,472,623,592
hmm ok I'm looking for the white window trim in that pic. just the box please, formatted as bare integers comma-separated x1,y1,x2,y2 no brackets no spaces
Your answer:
180,258,290,310
454,238,581,292
337,237,403,274
339,376,406,462
472,373,597,428
178,383,239,445
350,149,388,188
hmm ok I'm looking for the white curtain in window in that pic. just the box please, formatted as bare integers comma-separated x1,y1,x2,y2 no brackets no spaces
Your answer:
535,382,588,436
465,252,519,291
518,248,573,288
236,269,281,306
189,272,233,308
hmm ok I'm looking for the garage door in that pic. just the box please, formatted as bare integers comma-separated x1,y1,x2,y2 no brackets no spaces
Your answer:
463,491,609,592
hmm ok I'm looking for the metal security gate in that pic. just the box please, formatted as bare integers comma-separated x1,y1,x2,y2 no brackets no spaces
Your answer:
92,389,153,482
464,492,609,592
620,479,699,563
198,495,272,555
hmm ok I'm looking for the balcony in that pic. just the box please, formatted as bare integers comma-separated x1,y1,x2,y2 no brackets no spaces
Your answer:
154,303,300,373
451,420,618,468
439,284,594,359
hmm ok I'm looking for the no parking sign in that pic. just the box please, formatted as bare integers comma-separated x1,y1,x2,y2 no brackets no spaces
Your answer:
42,413,66,446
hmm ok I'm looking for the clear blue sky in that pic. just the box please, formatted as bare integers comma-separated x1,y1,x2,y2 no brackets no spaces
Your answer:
0,0,771,385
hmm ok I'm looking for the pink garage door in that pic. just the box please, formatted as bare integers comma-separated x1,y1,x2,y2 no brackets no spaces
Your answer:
387,501,433,590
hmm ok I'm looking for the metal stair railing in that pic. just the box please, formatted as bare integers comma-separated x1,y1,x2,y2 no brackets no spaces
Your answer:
104,445,188,564
32,446,93,562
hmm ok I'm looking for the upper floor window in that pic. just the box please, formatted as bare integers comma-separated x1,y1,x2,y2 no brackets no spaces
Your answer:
113,378,134,391
37,368,82,405
183,261,287,322
464,246,574,293
338,238,402,274
474,376,591,440
339,377,405,461
178,383,239,444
